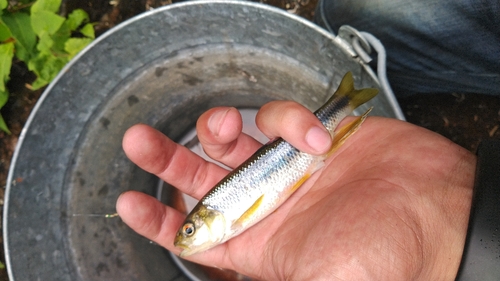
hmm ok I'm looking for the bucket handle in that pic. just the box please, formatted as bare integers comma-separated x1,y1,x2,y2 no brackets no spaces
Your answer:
336,25,406,121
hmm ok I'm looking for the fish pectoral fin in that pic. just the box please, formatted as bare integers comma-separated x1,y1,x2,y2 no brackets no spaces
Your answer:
288,173,312,195
234,195,265,228
326,107,372,158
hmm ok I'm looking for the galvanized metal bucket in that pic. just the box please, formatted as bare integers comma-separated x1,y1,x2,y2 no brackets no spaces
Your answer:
4,1,404,280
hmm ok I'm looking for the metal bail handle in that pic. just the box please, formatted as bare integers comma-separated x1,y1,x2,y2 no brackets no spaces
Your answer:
337,25,405,121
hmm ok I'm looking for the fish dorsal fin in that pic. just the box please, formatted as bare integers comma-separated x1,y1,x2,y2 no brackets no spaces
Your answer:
234,195,265,229
326,107,372,158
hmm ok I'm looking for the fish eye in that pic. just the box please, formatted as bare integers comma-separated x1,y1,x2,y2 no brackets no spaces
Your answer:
182,222,195,237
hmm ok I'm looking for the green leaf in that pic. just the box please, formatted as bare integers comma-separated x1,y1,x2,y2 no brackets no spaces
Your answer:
27,53,47,85
0,20,12,42
0,86,7,108
31,10,65,36
64,37,92,59
0,0,7,11
0,41,14,92
30,76,48,89
31,0,61,13
0,0,7,17
28,51,67,90
36,30,53,52
66,9,89,31
0,89,9,135
0,113,11,134
50,20,70,52
2,12,36,61
80,23,94,39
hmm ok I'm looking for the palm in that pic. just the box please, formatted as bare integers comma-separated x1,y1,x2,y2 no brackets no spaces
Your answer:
117,107,475,280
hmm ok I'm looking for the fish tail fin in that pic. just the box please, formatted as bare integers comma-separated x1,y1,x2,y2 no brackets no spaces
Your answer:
325,107,372,158
333,72,379,109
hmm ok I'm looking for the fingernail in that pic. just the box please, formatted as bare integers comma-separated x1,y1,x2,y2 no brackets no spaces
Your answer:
305,126,331,154
208,108,230,136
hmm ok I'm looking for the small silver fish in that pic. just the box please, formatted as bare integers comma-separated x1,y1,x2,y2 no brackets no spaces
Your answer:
174,72,378,257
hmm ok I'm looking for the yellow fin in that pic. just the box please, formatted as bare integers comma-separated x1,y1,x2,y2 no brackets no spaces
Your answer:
328,72,379,110
326,107,372,158
235,195,265,227
289,173,311,194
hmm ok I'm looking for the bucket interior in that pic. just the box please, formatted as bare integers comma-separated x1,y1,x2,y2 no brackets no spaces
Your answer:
64,41,350,281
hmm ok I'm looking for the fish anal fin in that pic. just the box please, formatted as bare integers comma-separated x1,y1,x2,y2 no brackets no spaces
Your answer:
326,107,372,158
234,194,265,228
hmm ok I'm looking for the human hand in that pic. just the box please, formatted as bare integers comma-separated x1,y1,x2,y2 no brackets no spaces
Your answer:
117,101,476,280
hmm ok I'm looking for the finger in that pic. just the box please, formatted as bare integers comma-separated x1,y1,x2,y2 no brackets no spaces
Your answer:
197,107,264,168
122,124,228,199
256,101,332,155
116,191,230,267
116,191,185,253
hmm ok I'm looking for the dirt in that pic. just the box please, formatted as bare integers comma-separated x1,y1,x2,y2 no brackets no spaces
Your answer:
0,0,498,280
399,93,500,151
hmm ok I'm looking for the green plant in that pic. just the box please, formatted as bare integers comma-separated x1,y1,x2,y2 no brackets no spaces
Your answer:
0,0,95,134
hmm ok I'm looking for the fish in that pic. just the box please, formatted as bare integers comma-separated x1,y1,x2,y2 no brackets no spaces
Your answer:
174,71,378,257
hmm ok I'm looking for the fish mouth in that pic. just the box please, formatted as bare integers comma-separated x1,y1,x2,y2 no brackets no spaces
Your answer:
173,240,194,257
174,241,209,258
174,240,189,250
174,243,188,250
175,244,198,258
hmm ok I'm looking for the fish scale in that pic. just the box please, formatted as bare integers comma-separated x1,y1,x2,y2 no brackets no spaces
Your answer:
174,72,378,257
202,140,314,226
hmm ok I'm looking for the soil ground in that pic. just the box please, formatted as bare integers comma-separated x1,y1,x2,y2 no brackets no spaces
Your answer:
0,0,499,280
